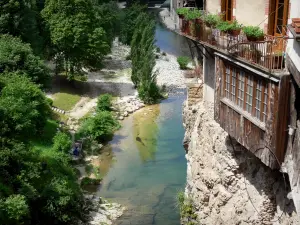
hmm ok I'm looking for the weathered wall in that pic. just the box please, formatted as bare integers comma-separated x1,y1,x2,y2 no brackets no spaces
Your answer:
182,98,300,224
203,48,215,103
235,0,265,29
206,0,220,14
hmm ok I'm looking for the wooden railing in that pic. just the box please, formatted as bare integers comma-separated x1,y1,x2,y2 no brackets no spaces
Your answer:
179,19,287,73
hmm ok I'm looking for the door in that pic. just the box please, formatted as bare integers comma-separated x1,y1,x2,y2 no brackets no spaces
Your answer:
268,0,289,36
221,0,233,21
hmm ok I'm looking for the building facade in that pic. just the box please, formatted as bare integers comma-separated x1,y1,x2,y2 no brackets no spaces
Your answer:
173,0,300,215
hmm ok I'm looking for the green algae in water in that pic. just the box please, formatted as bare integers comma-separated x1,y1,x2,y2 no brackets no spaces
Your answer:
133,105,160,162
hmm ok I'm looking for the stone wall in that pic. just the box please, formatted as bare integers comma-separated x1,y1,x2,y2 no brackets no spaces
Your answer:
182,99,300,224
186,83,203,107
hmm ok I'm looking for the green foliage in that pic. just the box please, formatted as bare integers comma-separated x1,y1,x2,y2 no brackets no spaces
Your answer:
177,191,197,225
243,26,264,38
176,7,190,16
0,74,51,140
177,56,190,70
80,177,102,187
52,132,72,154
0,0,46,55
217,20,242,32
0,34,50,87
203,13,221,28
79,111,120,142
119,3,146,45
185,9,202,20
47,98,54,106
0,194,29,224
131,12,162,103
97,94,113,112
42,0,111,79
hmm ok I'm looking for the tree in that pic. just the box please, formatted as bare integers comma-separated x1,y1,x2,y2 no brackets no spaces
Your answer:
52,132,72,153
79,111,120,142
0,0,45,55
130,12,162,104
42,0,111,79
0,34,50,87
0,74,51,140
119,3,146,45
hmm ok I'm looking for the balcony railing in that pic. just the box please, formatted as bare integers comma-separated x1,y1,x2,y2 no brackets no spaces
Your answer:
178,19,287,73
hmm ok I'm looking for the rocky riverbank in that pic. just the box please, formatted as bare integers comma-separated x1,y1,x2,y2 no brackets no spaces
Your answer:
182,96,300,224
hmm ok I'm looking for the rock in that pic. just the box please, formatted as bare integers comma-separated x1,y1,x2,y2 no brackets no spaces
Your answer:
123,111,128,117
118,116,124,120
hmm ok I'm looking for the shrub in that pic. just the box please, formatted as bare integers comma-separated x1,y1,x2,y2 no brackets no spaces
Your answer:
176,8,190,16
97,94,113,112
185,9,202,20
78,111,120,142
243,26,264,38
47,98,53,106
80,177,102,187
177,56,190,69
162,52,166,56
52,132,72,153
125,54,131,60
138,75,162,104
203,13,220,28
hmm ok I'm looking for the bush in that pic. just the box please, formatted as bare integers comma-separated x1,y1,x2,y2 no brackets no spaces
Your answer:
243,26,264,38
203,13,220,28
80,177,102,187
46,98,53,106
162,52,167,56
97,94,113,112
138,76,162,104
52,132,72,153
177,56,190,70
78,111,120,142
125,54,131,60
176,8,190,16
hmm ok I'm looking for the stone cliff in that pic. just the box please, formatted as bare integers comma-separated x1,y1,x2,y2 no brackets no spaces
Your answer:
182,98,300,225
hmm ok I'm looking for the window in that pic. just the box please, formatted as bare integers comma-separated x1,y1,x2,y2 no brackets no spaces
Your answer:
238,72,245,108
221,0,233,21
222,64,269,123
246,76,253,114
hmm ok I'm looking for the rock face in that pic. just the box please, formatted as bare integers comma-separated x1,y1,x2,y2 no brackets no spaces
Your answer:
182,99,300,225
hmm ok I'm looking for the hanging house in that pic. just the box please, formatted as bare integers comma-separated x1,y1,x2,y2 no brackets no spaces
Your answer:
176,0,291,168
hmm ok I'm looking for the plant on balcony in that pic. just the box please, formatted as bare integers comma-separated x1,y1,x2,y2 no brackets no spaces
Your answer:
243,26,264,41
227,20,243,36
185,9,202,37
176,8,190,18
177,56,190,70
203,13,220,28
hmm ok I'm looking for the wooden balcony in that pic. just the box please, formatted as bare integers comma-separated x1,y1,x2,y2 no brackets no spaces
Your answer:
178,19,287,74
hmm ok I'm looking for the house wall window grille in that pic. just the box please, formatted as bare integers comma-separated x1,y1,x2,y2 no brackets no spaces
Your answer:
222,64,269,123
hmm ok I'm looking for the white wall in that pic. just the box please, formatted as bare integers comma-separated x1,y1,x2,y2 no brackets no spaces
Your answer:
287,0,300,72
235,0,265,29
206,0,220,14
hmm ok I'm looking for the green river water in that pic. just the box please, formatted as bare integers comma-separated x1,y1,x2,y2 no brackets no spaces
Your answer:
96,95,187,225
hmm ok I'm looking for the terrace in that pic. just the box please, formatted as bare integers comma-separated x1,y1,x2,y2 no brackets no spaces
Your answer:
177,15,288,75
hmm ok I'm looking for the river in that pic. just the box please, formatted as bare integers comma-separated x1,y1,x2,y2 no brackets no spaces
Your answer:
95,18,189,225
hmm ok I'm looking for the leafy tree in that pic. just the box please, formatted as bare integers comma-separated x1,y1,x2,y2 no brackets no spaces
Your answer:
0,0,45,55
119,3,146,45
130,12,162,103
42,0,111,79
97,94,113,112
0,74,51,140
52,132,72,153
79,111,120,142
0,34,50,86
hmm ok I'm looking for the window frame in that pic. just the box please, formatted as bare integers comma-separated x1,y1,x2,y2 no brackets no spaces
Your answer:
222,63,268,123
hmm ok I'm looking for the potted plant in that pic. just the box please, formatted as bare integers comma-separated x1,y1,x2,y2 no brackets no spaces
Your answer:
243,26,264,42
185,9,202,37
176,8,189,32
227,20,242,36
203,13,220,28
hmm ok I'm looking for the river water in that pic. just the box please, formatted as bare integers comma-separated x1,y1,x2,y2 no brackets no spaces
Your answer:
96,19,188,225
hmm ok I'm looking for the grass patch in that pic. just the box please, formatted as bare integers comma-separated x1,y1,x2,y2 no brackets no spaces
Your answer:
31,119,59,151
52,92,81,111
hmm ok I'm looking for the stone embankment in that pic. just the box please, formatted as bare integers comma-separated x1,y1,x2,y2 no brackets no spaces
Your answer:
182,93,300,224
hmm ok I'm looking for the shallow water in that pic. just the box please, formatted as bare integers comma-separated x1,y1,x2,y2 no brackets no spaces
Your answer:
97,95,187,225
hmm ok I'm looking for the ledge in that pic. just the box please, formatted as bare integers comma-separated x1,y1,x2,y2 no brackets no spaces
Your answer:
220,98,266,131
